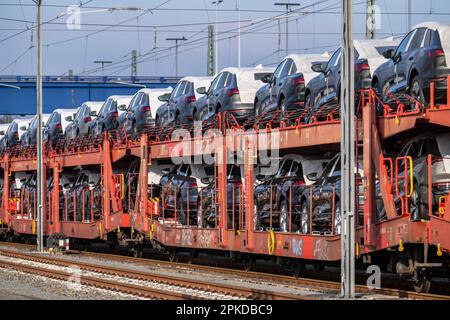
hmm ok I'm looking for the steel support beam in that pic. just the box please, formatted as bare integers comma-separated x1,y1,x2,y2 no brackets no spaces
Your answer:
340,0,355,298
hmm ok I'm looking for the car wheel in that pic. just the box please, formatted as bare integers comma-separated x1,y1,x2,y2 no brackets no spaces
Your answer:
409,75,425,106
280,200,288,232
409,183,422,221
175,113,181,126
176,198,187,225
280,98,287,119
155,117,160,128
334,200,341,235
300,202,309,234
132,122,138,137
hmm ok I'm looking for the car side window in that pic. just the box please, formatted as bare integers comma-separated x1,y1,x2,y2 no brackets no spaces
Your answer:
409,28,427,51
140,93,149,106
289,161,303,178
280,59,293,78
131,93,142,109
395,30,415,56
217,72,229,89
326,48,341,71
277,160,292,178
290,60,297,75
273,60,287,79
209,74,222,93
421,29,431,47
224,73,234,87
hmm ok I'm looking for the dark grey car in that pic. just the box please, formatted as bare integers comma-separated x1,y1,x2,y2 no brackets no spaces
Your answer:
196,67,274,122
65,102,103,140
43,109,78,147
155,77,212,127
90,96,132,136
20,114,50,146
305,47,372,112
372,23,449,104
253,54,328,119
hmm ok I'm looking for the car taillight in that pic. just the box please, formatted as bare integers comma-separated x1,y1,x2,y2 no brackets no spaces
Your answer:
428,49,445,58
291,76,305,86
55,124,62,129
355,63,370,73
141,106,151,112
189,181,197,188
83,117,91,123
111,111,119,118
292,180,305,186
13,132,18,138
227,88,240,97
184,96,196,104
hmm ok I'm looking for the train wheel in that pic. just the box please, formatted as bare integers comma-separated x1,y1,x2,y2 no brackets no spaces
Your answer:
292,260,305,278
413,270,431,293
168,248,178,263
243,254,254,272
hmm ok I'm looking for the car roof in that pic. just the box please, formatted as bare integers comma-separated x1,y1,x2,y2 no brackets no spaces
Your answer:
354,37,401,74
81,101,103,110
413,21,450,64
219,66,275,77
52,108,78,115
284,52,331,84
137,88,173,95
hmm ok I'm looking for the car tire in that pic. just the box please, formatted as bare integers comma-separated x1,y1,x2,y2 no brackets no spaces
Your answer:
175,113,181,126
177,198,187,225
280,200,288,232
409,75,425,106
279,98,287,119
300,202,309,234
409,182,422,221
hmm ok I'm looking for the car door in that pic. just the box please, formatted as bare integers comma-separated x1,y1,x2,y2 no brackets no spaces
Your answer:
385,30,415,91
404,28,428,82
268,59,287,106
324,48,341,101
170,81,187,123
125,93,141,132
208,72,227,114
272,59,293,105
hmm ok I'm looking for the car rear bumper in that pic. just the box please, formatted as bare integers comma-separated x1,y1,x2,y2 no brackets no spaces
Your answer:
224,103,254,119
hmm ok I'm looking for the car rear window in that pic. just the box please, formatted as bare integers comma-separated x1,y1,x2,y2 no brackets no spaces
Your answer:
375,46,397,55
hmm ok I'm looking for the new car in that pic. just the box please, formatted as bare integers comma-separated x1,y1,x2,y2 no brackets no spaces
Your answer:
2,119,30,149
65,101,103,140
198,164,243,229
254,53,330,119
196,66,274,122
20,114,50,146
119,88,172,135
43,109,78,147
159,164,210,225
305,38,399,112
91,95,132,136
0,123,11,153
254,154,326,232
372,22,449,104
394,131,450,221
155,77,213,127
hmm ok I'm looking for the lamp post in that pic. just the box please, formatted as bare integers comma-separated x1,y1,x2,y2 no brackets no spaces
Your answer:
93,60,112,76
212,0,223,74
166,37,187,78
274,2,300,55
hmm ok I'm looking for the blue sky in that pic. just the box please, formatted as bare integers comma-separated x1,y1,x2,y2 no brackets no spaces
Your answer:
0,0,449,77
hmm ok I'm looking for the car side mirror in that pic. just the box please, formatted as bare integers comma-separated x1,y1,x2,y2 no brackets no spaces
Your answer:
311,61,327,73
158,93,171,102
306,172,318,182
196,87,207,95
19,126,27,131
162,168,171,175
261,74,272,84
118,104,127,111
90,110,97,117
63,183,71,189
382,48,395,60
256,174,266,181
201,177,213,185
65,116,73,122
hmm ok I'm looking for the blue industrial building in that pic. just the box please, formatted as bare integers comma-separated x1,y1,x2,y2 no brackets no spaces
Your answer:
0,75,179,115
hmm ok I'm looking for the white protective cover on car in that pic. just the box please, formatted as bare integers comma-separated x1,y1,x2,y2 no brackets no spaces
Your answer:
11,119,31,139
52,108,79,133
219,66,275,104
82,101,103,116
181,76,214,99
285,52,331,84
0,123,10,138
354,37,401,75
436,132,450,174
274,154,327,185
108,95,133,116
136,88,173,119
413,21,450,68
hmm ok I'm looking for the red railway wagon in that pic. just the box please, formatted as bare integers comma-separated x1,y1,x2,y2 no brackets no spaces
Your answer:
0,78,449,293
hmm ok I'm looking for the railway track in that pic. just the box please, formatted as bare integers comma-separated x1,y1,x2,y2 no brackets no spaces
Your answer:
0,248,307,300
1,241,449,300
